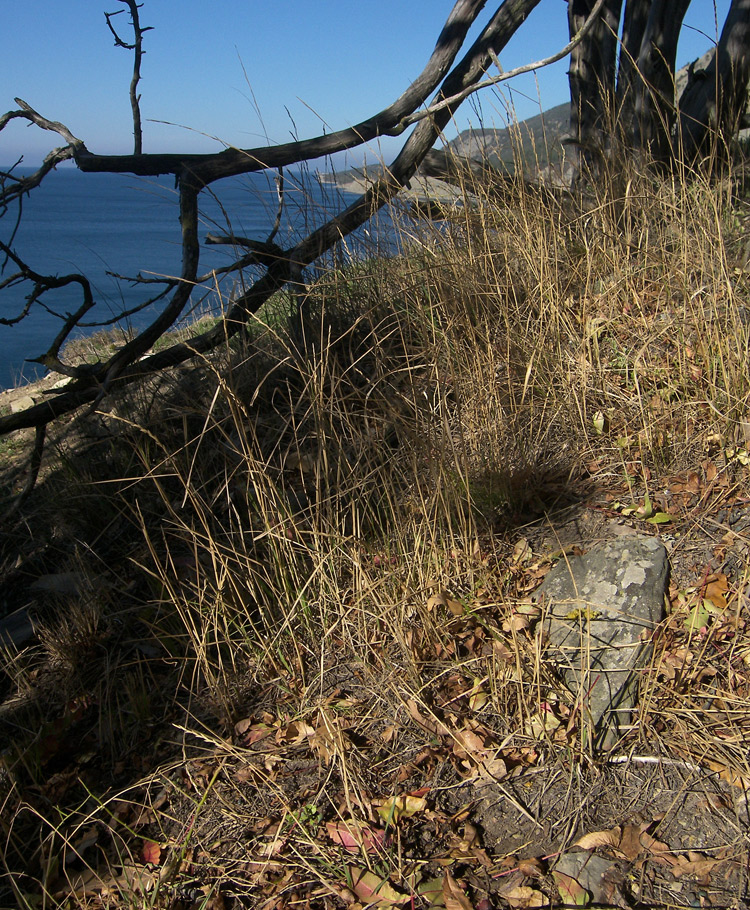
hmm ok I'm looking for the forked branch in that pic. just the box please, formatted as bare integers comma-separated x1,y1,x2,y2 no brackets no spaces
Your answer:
105,0,152,154
0,0,590,438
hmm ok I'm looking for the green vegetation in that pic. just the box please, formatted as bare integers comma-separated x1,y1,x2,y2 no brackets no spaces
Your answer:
1,147,750,908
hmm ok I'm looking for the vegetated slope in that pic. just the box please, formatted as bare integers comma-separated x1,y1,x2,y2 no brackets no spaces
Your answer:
446,100,570,175
443,48,719,180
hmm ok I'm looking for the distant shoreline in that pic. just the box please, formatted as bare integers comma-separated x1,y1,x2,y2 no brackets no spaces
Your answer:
320,168,466,206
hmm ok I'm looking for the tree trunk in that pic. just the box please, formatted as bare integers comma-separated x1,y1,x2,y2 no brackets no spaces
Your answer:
631,0,691,160
678,0,750,161
616,0,651,127
568,0,623,170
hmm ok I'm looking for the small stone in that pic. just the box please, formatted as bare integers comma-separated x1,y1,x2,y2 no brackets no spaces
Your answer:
533,536,668,750
10,395,35,413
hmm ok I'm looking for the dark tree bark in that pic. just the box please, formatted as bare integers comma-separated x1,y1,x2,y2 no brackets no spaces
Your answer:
611,0,692,160
567,0,623,168
569,0,750,171
678,0,750,160
616,0,652,116
630,0,691,159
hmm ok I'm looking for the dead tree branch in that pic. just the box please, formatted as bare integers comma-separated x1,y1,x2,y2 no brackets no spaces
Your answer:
0,0,551,436
396,0,606,130
105,0,152,154
70,0,492,181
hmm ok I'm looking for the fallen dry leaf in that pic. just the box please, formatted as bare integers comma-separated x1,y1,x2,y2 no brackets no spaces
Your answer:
452,727,487,759
326,819,387,855
525,706,561,738
349,866,406,907
406,698,450,737
574,827,621,851
471,754,508,788
468,677,489,712
512,538,533,564
502,884,547,908
280,719,315,745
377,793,428,823
442,871,473,910
141,840,161,866
671,852,721,884
518,857,544,879
235,719,275,745
609,823,675,866
704,574,729,610
427,591,464,616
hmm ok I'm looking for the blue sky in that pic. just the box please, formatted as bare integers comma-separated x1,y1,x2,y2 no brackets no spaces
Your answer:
0,0,730,169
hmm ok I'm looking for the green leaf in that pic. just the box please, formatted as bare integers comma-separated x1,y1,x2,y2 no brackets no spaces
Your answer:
636,492,653,519
552,870,590,907
685,600,711,632
417,876,446,907
645,511,673,524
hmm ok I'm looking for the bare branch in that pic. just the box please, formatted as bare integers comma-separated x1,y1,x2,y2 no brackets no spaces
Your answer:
72,0,490,182
0,146,77,208
4,99,85,150
0,0,576,440
0,0,542,436
0,240,98,374
396,0,607,130
105,1,152,154
104,8,135,48
267,169,284,245
78,284,173,325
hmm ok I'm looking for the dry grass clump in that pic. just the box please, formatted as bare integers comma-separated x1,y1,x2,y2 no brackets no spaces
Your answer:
1,146,749,908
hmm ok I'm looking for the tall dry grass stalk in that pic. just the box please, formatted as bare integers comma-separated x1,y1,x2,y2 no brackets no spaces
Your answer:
2,136,749,906
80,139,750,721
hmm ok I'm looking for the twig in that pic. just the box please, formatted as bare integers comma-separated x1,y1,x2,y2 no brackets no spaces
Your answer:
104,1,153,154
395,0,607,131
267,168,285,245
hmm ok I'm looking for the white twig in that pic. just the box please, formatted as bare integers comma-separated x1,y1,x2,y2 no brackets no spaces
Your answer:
606,754,704,772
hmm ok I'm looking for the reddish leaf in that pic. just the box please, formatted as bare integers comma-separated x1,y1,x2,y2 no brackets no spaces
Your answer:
326,819,387,854
349,866,406,906
551,870,589,906
141,840,161,865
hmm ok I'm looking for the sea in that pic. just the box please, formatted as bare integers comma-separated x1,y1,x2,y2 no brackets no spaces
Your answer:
0,167,393,391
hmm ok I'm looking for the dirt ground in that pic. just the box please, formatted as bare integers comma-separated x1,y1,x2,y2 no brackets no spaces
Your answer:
1,374,750,909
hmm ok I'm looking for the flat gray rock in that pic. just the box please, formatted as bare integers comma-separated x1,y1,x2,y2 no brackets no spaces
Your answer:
533,536,668,749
